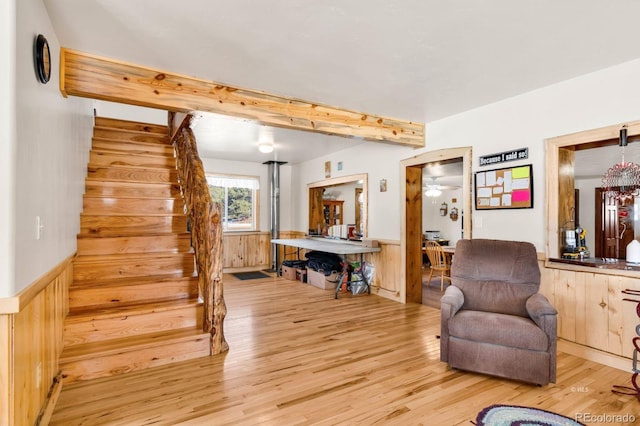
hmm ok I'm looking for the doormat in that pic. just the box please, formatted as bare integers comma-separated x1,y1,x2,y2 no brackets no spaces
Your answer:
232,271,271,280
474,404,585,426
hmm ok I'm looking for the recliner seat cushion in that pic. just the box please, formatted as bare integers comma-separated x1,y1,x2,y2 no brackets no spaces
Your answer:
448,310,549,352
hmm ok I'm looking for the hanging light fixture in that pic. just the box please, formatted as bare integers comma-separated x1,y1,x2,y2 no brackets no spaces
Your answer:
602,126,640,200
257,127,274,153
424,177,442,197
424,187,442,197
258,141,274,153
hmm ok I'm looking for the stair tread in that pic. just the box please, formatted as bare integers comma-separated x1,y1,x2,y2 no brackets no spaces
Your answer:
80,212,185,216
74,250,194,263
76,232,190,240
93,126,169,139
85,180,178,187
94,117,168,135
92,135,173,146
91,148,175,159
87,163,177,171
67,297,202,320
60,326,208,362
90,147,175,158
83,194,183,201
81,194,182,200
70,271,197,288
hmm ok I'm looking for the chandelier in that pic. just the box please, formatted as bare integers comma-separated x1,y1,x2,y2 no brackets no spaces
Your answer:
602,127,640,201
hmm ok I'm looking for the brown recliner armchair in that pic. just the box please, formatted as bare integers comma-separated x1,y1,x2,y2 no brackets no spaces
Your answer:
440,239,557,385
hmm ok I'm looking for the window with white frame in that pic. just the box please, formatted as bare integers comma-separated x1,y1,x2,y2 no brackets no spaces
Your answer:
206,174,260,231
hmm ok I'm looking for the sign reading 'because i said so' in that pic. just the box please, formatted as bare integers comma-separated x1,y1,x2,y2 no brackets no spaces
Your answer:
479,148,528,167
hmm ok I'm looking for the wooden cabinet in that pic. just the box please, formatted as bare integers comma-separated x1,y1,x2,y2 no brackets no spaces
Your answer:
323,200,343,226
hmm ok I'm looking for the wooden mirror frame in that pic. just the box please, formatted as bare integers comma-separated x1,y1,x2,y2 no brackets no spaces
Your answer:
307,173,368,238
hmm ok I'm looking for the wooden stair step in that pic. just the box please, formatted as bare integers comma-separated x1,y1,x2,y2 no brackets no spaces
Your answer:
64,298,203,347
82,196,184,215
91,137,175,156
87,164,177,183
73,252,196,281
60,326,210,383
94,117,168,136
77,233,191,256
79,214,188,236
84,180,182,198
69,273,198,309
93,127,170,145
63,118,212,383
89,150,176,168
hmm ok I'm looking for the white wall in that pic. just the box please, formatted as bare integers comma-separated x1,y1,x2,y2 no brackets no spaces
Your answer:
0,0,17,298
293,58,640,251
423,188,463,245
94,100,167,125
7,0,93,296
293,141,415,240
200,157,293,232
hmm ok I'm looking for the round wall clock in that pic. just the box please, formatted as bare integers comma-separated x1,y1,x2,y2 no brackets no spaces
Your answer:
34,34,51,84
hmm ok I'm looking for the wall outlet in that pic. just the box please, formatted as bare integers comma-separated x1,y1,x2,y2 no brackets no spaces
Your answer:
36,362,42,388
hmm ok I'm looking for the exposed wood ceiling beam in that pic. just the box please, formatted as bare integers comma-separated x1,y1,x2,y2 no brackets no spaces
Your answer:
60,49,424,148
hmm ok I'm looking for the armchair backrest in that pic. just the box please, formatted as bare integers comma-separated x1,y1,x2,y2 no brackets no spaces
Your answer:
451,239,541,317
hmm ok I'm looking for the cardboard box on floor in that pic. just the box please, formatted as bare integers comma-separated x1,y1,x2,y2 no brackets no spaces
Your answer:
281,265,297,280
306,268,339,290
296,268,307,283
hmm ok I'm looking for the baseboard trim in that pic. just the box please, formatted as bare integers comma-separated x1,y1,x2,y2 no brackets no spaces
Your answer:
558,339,632,372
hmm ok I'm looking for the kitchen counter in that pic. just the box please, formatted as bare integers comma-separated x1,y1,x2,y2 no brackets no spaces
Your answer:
548,257,640,271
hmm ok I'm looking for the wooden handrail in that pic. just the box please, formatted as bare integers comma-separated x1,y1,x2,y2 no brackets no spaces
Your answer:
172,114,228,354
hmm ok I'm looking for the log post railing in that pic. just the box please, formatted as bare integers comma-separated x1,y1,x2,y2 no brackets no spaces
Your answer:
171,114,228,354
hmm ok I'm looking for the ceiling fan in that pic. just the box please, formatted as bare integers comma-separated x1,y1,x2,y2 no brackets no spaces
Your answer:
423,177,460,197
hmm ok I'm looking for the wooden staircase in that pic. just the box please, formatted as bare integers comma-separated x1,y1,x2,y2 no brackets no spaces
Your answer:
60,117,210,383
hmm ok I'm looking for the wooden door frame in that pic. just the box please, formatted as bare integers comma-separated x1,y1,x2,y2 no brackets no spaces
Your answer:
545,118,640,259
400,147,473,303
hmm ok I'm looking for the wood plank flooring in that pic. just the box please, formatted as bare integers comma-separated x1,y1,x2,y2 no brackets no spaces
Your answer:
50,273,640,425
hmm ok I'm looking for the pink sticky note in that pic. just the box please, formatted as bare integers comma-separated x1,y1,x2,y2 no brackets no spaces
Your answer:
512,189,530,202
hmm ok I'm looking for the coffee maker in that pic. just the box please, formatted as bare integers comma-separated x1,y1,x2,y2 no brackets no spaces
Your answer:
561,225,589,259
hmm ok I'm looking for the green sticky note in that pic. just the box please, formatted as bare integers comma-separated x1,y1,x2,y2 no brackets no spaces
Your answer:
512,166,530,179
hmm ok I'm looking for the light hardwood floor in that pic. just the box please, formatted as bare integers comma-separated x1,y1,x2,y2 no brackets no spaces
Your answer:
50,273,640,425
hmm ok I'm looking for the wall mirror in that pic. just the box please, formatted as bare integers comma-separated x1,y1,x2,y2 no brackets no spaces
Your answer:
308,173,368,240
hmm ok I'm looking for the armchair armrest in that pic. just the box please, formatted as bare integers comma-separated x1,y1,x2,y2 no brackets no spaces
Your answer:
441,285,464,318
440,285,464,362
526,293,557,326
526,293,558,382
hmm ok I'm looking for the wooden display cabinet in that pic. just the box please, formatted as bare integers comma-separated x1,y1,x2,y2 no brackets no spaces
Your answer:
323,200,344,226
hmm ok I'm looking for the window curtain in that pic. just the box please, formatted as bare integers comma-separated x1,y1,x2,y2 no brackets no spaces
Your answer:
206,176,259,190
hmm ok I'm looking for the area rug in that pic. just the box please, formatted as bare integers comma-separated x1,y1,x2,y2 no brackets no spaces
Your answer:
475,404,585,426
232,271,271,280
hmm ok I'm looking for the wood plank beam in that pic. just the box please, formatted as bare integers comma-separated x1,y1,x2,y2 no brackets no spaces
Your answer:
60,49,425,147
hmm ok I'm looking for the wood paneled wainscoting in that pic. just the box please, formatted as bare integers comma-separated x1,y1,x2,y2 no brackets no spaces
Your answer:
222,232,271,272
365,240,401,303
0,255,72,426
538,256,640,371
222,231,307,273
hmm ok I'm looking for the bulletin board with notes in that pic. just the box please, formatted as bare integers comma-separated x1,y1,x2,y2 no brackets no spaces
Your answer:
474,164,533,210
